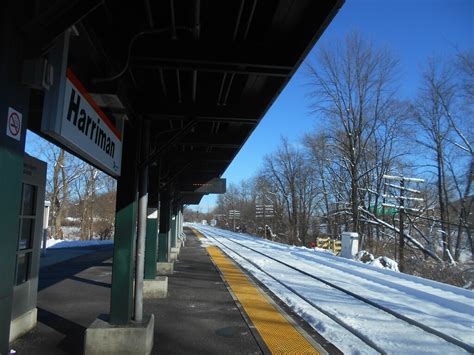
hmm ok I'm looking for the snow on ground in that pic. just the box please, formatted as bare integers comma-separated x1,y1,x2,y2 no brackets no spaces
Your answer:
47,226,113,249
193,224,474,355
355,250,400,272
46,238,113,249
60,226,81,239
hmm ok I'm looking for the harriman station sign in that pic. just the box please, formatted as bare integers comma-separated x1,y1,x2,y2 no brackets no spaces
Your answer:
42,68,122,176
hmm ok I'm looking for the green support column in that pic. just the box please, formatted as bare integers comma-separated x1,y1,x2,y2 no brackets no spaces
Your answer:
144,213,158,279
157,189,170,262
0,2,31,351
109,124,139,325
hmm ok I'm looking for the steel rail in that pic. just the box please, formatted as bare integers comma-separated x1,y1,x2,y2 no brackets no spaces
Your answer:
202,231,386,354
201,228,474,354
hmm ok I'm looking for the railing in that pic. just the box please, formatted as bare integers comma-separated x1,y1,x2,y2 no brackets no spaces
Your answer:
308,238,341,255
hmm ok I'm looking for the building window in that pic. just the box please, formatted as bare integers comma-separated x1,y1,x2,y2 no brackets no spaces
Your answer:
16,254,30,285
16,183,36,286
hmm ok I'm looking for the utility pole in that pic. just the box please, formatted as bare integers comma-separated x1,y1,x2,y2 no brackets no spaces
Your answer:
398,178,405,272
256,203,264,236
256,200,274,239
228,209,240,231
263,205,266,234
383,175,424,272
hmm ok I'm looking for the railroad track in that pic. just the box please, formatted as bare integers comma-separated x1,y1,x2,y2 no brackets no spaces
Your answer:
197,227,474,354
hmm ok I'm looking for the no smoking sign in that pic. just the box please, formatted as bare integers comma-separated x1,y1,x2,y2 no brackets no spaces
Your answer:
6,107,22,141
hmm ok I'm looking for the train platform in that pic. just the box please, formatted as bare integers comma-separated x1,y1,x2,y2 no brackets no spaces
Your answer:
10,229,335,354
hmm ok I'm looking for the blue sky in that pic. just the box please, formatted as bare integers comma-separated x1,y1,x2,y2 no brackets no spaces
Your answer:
197,0,473,211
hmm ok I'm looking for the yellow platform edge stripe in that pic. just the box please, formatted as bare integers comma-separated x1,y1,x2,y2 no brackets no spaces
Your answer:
206,244,319,354
190,228,205,239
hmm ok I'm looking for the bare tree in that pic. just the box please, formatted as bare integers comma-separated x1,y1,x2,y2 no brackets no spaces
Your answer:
261,137,319,245
412,58,454,260
457,49,474,105
74,166,99,240
51,149,68,238
26,133,115,240
446,159,473,260
44,147,84,239
413,54,474,261
306,32,400,236
303,133,334,237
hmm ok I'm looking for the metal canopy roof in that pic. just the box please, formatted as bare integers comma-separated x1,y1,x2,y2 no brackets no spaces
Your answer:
27,0,343,205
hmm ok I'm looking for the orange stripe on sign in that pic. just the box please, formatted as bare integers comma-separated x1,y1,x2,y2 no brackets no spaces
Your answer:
66,68,122,140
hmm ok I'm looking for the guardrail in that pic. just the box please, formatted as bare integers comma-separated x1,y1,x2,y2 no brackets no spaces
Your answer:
308,238,341,255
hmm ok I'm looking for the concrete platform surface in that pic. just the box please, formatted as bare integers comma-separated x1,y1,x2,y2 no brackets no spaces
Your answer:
10,246,114,354
145,231,263,355
10,233,263,354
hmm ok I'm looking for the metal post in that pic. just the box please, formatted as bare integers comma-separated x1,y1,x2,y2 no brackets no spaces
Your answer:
42,201,51,255
399,179,405,272
176,209,180,235
176,210,180,239
263,204,266,237
170,207,177,248
134,120,149,322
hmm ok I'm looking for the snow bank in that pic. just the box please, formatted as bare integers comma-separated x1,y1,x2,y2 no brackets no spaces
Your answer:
58,226,80,239
46,238,113,249
298,245,334,254
370,256,399,272
355,250,399,272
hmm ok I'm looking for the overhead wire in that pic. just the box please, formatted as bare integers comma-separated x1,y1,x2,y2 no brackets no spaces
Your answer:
92,27,192,83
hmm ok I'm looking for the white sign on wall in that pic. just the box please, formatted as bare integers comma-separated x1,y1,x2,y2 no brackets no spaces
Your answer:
6,107,22,141
42,68,122,176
